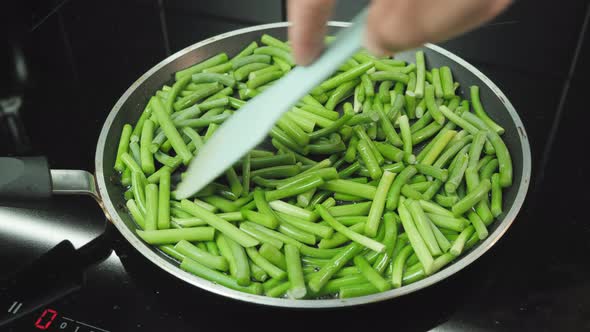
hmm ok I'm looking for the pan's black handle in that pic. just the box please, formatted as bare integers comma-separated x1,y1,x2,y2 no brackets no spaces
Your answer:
0,226,114,328
0,156,52,200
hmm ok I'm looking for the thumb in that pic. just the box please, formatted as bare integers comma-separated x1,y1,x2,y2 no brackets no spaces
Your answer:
288,0,336,66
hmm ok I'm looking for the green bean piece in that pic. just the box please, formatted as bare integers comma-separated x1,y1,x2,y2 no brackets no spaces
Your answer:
308,111,353,141
352,255,391,292
299,105,340,122
242,209,277,229
276,212,333,238
201,62,233,74
276,115,309,147
259,243,287,270
386,165,417,210
247,70,283,89
364,171,396,237
414,51,426,98
374,142,404,163
283,244,306,298
321,179,377,200
239,222,284,249
440,66,455,99
252,188,280,227
191,72,235,88
438,105,479,134
174,82,223,112
231,54,272,70
224,236,250,286
320,61,373,91
263,280,290,297
249,261,269,282
378,81,393,103
353,125,384,165
258,34,289,51
445,153,469,193
114,124,133,172
452,179,492,216
249,153,295,169
407,199,442,256
176,53,228,80
410,110,433,133
151,98,192,164
245,247,287,280
415,164,448,181
360,74,375,97
433,135,473,168
391,245,413,288
250,165,301,179
140,119,156,175
225,167,243,198
326,202,372,218
127,199,145,229
401,184,423,200
476,155,494,171
425,85,445,125
461,112,512,186
234,63,270,81
398,203,433,270
491,173,503,217
307,242,363,293
316,205,385,253
144,183,159,231
180,200,258,247
411,121,444,145
468,130,487,169
396,115,412,157
357,139,382,180
180,258,262,295
470,85,504,134
297,188,316,208
324,80,358,111
421,130,457,167
137,227,214,244
131,103,152,141
369,71,410,84
262,277,284,293
216,234,237,277
468,210,489,240
268,200,315,222
156,169,171,229
431,68,444,99
131,171,147,213
376,107,403,147
434,194,458,208
159,244,185,262
254,46,294,66
318,222,365,249
175,240,228,271
372,214,398,273
278,223,316,245
428,218,451,253
291,107,335,128
449,226,475,255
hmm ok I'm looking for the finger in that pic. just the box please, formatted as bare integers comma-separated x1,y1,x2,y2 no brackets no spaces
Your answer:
288,0,336,65
365,0,512,55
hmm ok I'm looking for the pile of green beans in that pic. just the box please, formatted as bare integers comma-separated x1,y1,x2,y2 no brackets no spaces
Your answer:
114,34,513,300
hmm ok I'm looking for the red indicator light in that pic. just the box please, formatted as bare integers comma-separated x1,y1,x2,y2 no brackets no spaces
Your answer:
34,308,58,330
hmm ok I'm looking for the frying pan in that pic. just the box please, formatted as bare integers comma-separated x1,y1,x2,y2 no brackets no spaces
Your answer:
0,22,531,310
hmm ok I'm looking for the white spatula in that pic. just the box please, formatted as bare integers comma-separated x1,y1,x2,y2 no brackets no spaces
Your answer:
174,8,368,199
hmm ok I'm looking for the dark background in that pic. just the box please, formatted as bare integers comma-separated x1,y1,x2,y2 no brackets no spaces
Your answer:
1,0,589,331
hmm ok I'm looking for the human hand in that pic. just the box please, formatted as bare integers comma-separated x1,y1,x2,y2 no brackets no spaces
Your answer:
288,0,512,65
